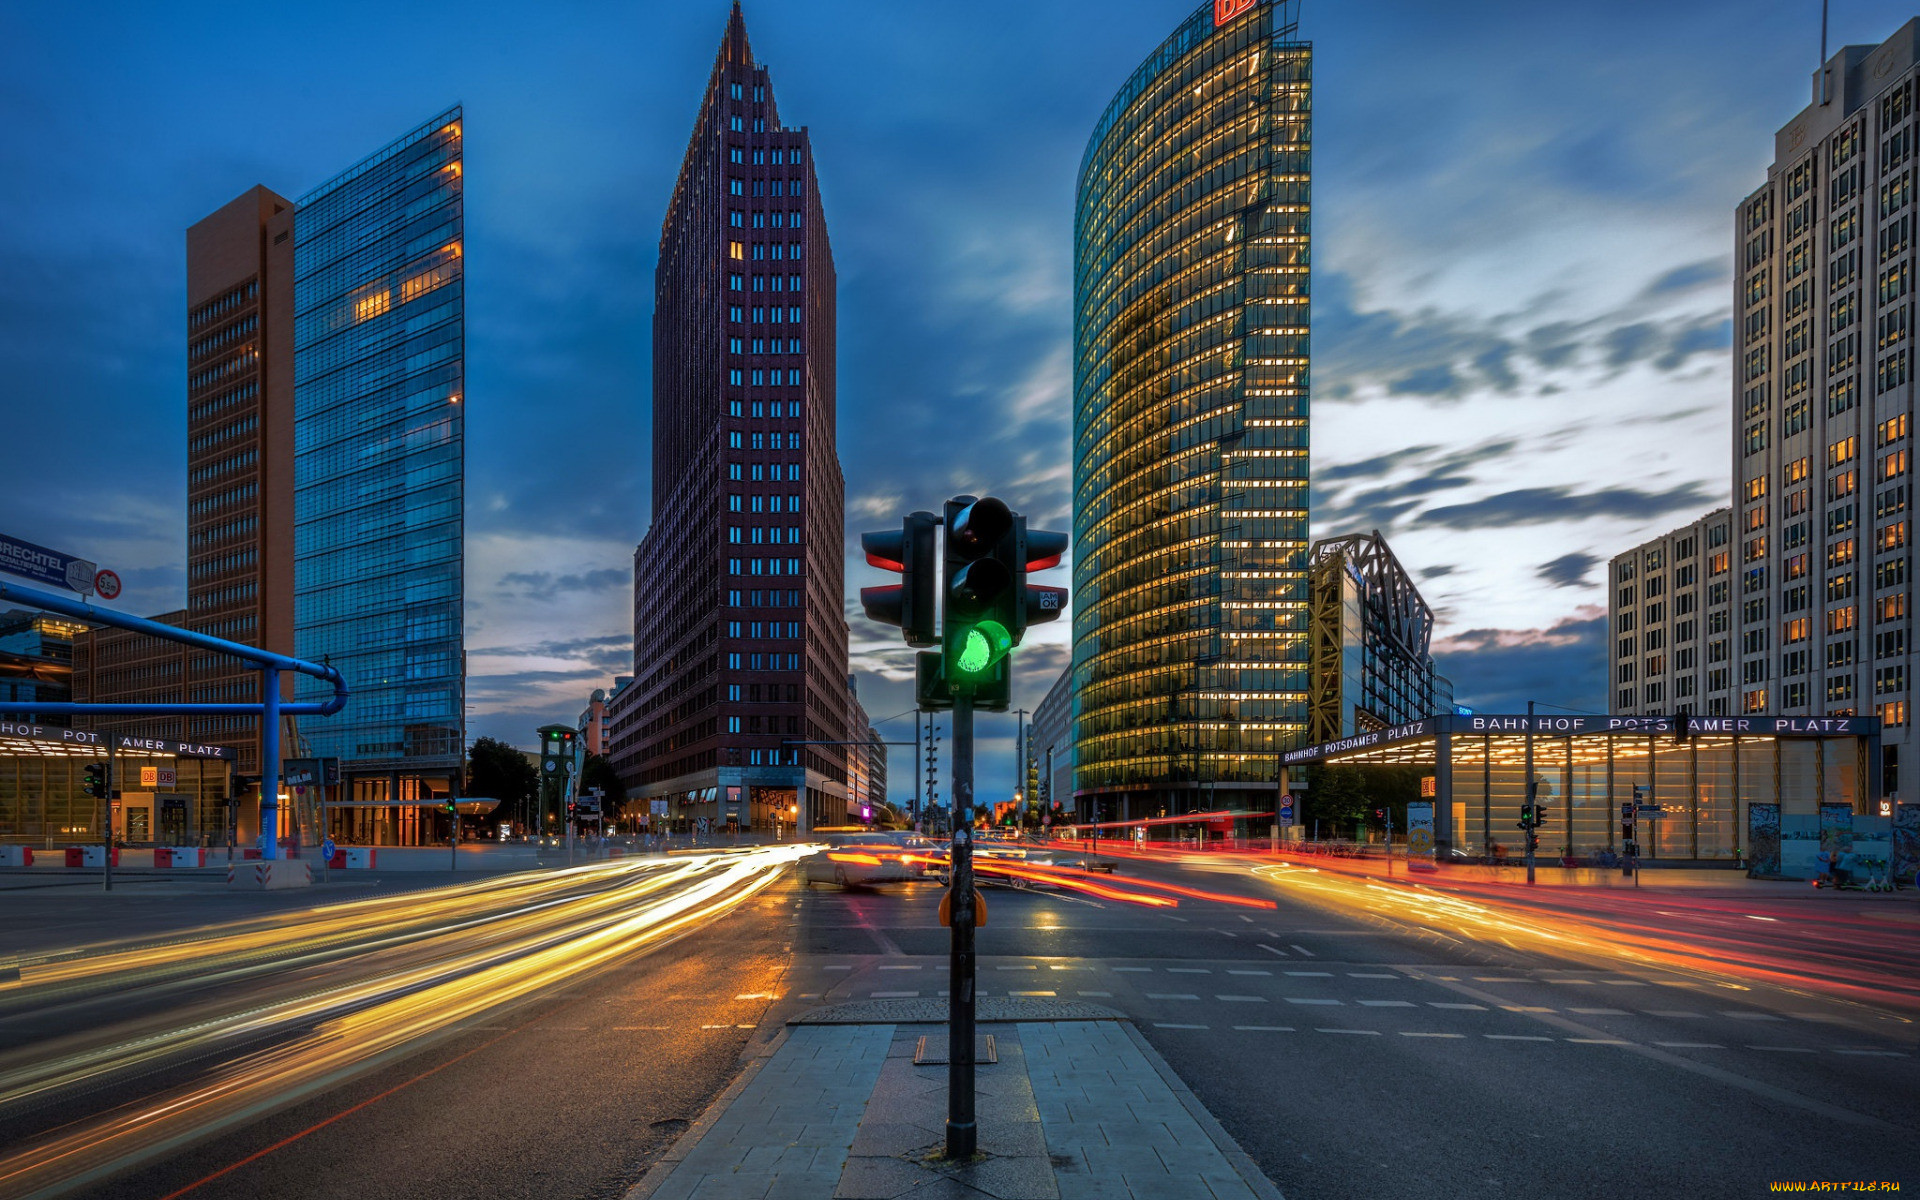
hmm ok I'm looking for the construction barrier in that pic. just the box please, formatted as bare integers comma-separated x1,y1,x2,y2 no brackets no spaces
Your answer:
156,847,208,868
226,860,312,890
0,846,31,867
64,847,118,868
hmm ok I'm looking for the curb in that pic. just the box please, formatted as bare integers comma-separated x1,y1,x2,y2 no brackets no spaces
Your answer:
1117,1020,1287,1200
621,1024,793,1200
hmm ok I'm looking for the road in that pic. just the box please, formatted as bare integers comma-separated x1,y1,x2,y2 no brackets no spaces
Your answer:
0,843,1913,1199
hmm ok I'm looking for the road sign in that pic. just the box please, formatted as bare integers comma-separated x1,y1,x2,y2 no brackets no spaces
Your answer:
93,569,122,600
322,837,336,862
1620,802,1634,819
1635,804,1665,816
1279,801,1294,823
0,532,98,595
651,799,668,816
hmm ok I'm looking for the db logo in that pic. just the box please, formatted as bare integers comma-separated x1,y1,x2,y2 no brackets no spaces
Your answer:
1215,0,1257,25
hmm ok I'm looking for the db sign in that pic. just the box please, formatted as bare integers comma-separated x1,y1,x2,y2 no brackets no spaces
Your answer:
140,766,177,788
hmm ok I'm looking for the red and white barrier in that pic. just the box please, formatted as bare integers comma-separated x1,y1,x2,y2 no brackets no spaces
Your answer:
0,846,31,867
157,847,209,868
64,847,119,868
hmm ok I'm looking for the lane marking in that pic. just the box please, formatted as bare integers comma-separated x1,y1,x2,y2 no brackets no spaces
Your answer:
1748,1046,1818,1054
1010,990,1056,997
1291,944,1314,957
995,965,1037,971
1227,970,1271,977
1146,993,1201,1000
878,965,921,971
1835,1049,1907,1057
1216,995,1266,1003
1722,1012,1786,1021
1566,1038,1631,1045
1113,966,1153,973
1258,945,1287,957
1643,1010,1703,1018
1570,1008,1629,1016
1285,970,1332,977
1428,1002,1486,1011
1654,1042,1724,1049
1473,977,1525,983
1401,1032,1465,1039
1233,1025,1294,1032
1501,1006,1552,1013
1317,1028,1379,1035
1359,1000,1415,1008
1077,991,1113,998
1285,997,1342,1005
1154,1022,1207,1029
1349,973,1397,979
1485,1034,1553,1042
1167,968,1211,974
871,991,919,998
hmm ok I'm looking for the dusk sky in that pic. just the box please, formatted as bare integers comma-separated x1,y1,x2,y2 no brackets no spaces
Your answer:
2,0,1910,790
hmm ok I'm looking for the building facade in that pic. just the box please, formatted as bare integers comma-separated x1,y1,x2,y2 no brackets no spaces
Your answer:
1031,664,1074,819
0,610,84,720
1072,0,1311,819
1609,509,1735,717
1734,23,1920,797
291,109,466,807
1307,531,1451,743
615,6,849,834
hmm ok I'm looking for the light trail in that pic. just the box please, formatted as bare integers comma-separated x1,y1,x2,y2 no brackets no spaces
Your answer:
0,845,809,1200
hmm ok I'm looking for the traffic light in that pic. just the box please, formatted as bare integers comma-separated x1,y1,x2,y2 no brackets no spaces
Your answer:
1374,807,1386,822
940,496,1016,709
860,511,938,646
443,798,457,816
1517,803,1536,830
81,762,107,800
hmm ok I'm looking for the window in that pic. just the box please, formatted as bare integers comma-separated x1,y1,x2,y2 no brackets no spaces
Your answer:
1879,521,1909,551
1744,689,1769,713
1783,617,1810,643
1828,538,1857,567
1829,436,1858,466
1880,700,1908,726
1828,606,1858,634
1786,456,1811,483
729,241,744,260
1883,449,1909,480
1828,470,1858,500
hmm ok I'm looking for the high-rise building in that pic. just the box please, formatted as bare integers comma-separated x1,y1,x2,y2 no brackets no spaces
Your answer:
1608,509,1735,717
73,185,298,781
1306,531,1452,742
1031,665,1074,819
615,5,848,833
1072,0,1311,819
1733,23,1920,793
291,109,466,810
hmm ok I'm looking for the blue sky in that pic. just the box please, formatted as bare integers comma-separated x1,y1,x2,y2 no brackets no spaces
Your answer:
1,0,1911,790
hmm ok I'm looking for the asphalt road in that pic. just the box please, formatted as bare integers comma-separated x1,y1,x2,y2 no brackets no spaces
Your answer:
790,851,1920,1200
1,846,1915,1199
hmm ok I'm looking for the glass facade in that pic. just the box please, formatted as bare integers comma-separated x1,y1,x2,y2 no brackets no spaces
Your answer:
292,109,465,796
1073,0,1311,805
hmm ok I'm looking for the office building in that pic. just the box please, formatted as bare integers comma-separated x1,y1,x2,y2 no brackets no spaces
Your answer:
1072,0,1311,818
1031,665,1074,819
73,186,299,782
1608,509,1735,717
1733,21,1920,794
291,108,467,810
0,610,84,720
615,5,849,833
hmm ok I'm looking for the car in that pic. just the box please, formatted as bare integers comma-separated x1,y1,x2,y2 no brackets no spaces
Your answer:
801,834,921,887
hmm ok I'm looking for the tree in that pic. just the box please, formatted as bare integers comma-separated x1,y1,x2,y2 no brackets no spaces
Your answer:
467,737,539,819
581,753,627,818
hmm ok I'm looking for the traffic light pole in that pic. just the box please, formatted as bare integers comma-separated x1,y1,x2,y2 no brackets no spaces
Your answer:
1524,701,1536,886
103,739,115,893
947,691,978,1160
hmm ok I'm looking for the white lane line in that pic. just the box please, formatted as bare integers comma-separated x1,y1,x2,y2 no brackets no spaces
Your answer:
1238,915,1256,923
1644,1010,1704,1019
1077,991,1113,998
1566,1038,1632,1045
1220,931,1239,938
1317,1028,1379,1035
1227,970,1272,976
1010,990,1057,997
996,965,1037,971
1473,977,1526,983
1047,965,1079,971
1602,980,1649,986
1835,1049,1907,1057
1349,972,1398,979
1655,1042,1725,1049
1749,1046,1819,1054
1723,1012,1787,1021
1501,1006,1552,1013
1147,993,1201,1000
1291,944,1315,957
1429,1002,1486,1010
1401,1032,1465,1039
1286,997,1343,1005
1359,1000,1416,1008
1166,915,1191,923
1545,979,1595,985
872,991,919,998
1216,995,1266,1003
1571,1008,1630,1015
1285,970,1333,977
1485,1034,1553,1042
1167,968,1211,974
1155,1023,1208,1029
824,965,853,971
879,965,922,971
734,993,779,999
1113,966,1153,973
1234,1025,1295,1032
612,1026,672,1031
1259,944,1288,957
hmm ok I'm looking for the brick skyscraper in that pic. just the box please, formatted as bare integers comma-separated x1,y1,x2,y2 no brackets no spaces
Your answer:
610,4,849,832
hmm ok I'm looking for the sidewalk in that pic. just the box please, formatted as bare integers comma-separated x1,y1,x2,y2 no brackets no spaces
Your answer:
627,1001,1282,1200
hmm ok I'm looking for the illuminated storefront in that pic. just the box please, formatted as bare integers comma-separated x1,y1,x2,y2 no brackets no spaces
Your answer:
1072,0,1313,816
1284,713,1881,862
0,720,237,847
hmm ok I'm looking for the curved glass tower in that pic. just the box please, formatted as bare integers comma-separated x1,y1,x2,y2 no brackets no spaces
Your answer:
1072,0,1311,817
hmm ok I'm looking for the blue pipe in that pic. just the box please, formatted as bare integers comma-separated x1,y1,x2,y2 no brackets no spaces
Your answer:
0,580,351,862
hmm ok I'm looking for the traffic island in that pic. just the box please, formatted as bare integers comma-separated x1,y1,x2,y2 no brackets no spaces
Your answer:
626,1001,1282,1200
226,860,311,890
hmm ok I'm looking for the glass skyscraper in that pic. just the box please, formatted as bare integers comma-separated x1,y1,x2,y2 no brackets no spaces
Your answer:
292,108,466,807
1072,0,1311,817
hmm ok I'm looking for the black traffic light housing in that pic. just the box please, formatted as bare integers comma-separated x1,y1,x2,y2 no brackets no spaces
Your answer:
860,511,939,647
941,496,1016,711
82,761,108,800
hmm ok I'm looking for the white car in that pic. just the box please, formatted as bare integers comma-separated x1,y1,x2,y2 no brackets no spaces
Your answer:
801,834,921,887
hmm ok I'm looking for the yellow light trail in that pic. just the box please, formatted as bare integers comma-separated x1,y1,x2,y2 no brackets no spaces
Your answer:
0,846,809,1200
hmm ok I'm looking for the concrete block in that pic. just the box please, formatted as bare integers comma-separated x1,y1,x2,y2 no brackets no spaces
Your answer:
226,860,312,890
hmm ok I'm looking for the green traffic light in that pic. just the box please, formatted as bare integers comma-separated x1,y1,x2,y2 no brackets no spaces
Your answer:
954,620,1012,676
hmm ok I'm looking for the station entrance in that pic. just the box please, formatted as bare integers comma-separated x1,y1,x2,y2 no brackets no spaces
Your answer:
1283,713,1883,864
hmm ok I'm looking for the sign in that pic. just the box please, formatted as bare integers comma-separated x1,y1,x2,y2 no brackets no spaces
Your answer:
322,837,336,862
139,766,177,789
0,533,98,595
1636,805,1665,816
0,720,236,760
1214,0,1257,26
1621,802,1634,820
651,799,669,816
1406,801,1435,870
93,569,122,600
1419,776,1436,798
1279,801,1294,824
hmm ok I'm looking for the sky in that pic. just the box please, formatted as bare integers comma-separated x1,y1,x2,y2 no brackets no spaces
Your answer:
1,0,1911,795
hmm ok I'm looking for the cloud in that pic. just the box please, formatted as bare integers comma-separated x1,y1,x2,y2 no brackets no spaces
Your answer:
1536,552,1599,589
1419,564,1457,580
1434,608,1609,713
1420,482,1718,531
1642,258,1727,296
497,568,628,602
